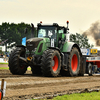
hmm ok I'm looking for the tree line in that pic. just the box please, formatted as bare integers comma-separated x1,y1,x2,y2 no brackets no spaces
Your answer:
0,22,94,52
0,22,33,46
70,33,94,48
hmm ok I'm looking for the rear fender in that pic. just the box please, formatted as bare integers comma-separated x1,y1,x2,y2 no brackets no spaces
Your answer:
62,42,81,55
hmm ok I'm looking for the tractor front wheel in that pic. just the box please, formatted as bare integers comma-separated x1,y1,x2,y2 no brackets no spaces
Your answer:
8,47,27,75
41,49,61,77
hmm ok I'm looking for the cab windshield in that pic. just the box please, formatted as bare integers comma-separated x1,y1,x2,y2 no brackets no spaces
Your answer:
38,26,57,39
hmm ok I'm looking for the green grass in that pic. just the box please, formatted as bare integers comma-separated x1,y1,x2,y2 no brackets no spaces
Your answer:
0,66,31,70
0,62,8,64
0,67,8,70
53,92,100,100
32,91,100,100
27,67,31,70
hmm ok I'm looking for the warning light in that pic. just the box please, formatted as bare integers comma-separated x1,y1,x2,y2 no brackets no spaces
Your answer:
66,21,69,24
40,21,42,23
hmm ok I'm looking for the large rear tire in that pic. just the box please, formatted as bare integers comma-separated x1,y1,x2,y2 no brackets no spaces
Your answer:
67,47,80,76
41,49,61,77
8,47,27,75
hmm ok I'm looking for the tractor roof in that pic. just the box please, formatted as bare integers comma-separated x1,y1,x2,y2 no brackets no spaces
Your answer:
37,23,65,29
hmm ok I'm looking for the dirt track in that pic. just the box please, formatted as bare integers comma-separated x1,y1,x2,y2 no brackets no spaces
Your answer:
0,64,100,100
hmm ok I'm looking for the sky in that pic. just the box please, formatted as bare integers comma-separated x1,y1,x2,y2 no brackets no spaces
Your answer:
0,0,100,48
0,0,100,34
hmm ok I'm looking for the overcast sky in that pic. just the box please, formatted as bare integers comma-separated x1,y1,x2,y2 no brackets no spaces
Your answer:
0,0,100,34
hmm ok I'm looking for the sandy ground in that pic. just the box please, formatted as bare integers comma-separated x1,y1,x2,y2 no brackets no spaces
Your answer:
0,64,100,100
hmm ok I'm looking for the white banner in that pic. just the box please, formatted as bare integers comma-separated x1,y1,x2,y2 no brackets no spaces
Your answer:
0,58,8,63
81,48,90,55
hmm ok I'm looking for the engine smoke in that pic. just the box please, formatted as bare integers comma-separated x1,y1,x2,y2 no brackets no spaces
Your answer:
82,21,100,46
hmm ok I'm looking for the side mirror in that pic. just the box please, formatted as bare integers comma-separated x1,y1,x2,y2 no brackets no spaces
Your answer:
31,23,34,29
31,23,34,37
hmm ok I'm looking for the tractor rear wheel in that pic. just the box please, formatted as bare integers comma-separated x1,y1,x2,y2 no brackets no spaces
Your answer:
41,49,61,77
8,47,27,75
67,47,80,76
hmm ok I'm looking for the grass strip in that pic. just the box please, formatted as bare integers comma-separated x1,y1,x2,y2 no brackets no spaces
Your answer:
0,67,8,70
32,91,100,100
0,67,31,70
52,92,100,100
0,63,8,64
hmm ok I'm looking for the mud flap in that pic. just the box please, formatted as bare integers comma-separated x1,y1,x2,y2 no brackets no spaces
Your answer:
82,57,86,75
79,56,86,76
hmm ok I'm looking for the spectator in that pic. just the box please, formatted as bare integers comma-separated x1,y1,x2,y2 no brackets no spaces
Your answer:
3,55,6,62
1,53,3,58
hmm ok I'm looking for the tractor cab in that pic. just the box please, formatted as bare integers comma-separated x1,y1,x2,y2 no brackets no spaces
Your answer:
37,21,69,49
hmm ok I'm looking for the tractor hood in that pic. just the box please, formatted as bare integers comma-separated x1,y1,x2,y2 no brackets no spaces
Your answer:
34,37,50,55
26,37,43,50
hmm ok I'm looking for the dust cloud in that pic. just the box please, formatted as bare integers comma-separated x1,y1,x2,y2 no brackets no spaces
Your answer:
82,21,100,46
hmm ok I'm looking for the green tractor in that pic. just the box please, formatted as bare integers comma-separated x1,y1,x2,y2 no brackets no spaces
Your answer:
8,21,83,77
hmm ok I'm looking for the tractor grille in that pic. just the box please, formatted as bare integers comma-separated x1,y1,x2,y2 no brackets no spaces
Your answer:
26,38,43,51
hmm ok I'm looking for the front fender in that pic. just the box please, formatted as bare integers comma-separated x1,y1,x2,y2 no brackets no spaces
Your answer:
62,42,80,53
35,38,50,55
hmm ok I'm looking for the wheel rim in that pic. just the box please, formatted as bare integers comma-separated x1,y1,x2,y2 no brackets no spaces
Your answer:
52,56,58,72
71,54,78,72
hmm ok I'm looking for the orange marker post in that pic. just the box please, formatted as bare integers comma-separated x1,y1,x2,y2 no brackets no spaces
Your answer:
0,90,3,100
0,79,4,100
0,92,1,100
